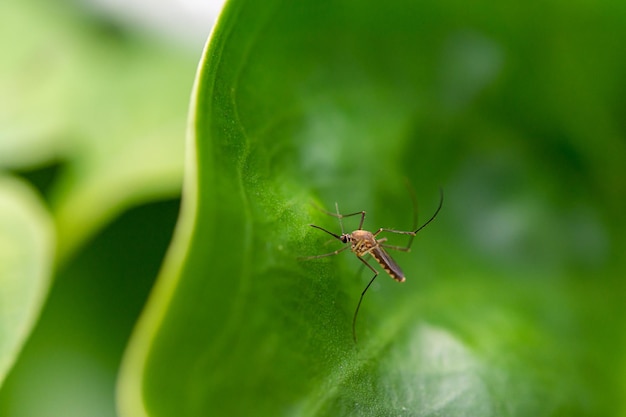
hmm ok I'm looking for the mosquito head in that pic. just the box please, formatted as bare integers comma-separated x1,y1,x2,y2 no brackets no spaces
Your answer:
340,233,351,244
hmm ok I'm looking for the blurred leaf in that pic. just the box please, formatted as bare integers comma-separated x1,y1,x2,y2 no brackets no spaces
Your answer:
0,176,54,388
119,0,626,416
0,0,197,260
0,199,179,417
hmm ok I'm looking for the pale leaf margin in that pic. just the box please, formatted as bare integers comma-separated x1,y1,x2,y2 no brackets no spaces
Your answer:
0,175,55,388
115,7,225,416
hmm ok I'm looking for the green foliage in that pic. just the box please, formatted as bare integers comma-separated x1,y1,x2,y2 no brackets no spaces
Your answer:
0,177,54,388
0,0,194,415
1,0,625,416
0,0,193,260
120,0,626,416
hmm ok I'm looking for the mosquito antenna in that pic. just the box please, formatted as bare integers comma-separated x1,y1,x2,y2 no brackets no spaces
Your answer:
352,271,379,343
413,187,444,234
309,224,343,241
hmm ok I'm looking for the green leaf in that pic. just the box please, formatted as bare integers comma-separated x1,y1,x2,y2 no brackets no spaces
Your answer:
0,0,197,261
0,176,54,388
0,198,179,417
119,0,626,416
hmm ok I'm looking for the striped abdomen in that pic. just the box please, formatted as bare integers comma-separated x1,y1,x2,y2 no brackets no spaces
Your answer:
371,246,406,282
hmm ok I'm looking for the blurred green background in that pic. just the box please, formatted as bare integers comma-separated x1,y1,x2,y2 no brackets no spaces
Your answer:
0,0,215,415
1,0,625,416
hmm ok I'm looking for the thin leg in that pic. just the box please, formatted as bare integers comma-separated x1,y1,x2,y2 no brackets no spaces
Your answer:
334,202,347,235
379,243,412,253
372,188,444,251
413,187,444,235
372,227,416,252
300,245,350,260
310,202,366,231
312,204,365,221
374,227,416,236
356,209,366,230
353,256,379,343
335,204,366,231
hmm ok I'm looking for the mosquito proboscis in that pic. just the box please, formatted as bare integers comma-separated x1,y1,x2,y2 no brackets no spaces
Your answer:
303,186,443,343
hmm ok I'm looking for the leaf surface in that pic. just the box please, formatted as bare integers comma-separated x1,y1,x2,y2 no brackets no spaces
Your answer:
119,0,626,416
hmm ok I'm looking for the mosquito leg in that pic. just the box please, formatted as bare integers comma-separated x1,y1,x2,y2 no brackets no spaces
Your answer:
332,202,365,234
374,227,416,236
353,256,379,343
337,208,366,230
372,188,444,250
402,187,443,248
335,202,345,234
311,202,366,230
373,227,416,251
309,202,339,218
317,209,366,220
311,203,365,221
379,243,412,252
357,211,366,230
413,188,444,235
300,245,350,260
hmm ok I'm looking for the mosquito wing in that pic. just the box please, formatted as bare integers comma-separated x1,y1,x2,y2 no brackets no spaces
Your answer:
370,246,406,282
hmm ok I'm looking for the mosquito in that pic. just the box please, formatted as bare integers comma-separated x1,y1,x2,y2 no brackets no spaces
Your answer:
304,187,443,343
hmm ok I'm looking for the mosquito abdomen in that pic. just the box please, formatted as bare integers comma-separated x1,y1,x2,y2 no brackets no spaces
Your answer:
371,247,406,282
